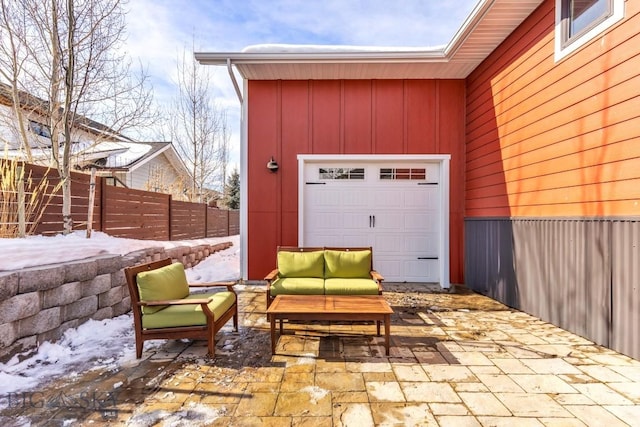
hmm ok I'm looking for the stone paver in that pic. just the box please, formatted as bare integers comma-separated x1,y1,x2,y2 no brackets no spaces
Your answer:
1,284,640,426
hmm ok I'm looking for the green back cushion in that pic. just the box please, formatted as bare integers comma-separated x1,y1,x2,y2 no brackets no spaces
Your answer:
324,249,371,278
136,263,189,314
277,250,324,278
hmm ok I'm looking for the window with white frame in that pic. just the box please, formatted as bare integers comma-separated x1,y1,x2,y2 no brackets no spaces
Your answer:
555,0,624,61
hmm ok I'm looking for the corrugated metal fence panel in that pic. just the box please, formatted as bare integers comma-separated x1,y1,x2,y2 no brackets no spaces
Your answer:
611,220,640,359
466,218,627,356
512,219,610,347
464,219,518,307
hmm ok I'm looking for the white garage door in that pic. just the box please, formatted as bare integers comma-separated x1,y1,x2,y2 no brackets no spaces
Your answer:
301,159,445,283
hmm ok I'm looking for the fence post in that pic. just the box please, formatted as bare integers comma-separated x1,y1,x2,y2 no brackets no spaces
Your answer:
86,168,96,238
17,165,25,238
204,203,208,238
168,194,172,241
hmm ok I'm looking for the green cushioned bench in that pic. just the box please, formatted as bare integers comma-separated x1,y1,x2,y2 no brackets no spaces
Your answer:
264,247,384,307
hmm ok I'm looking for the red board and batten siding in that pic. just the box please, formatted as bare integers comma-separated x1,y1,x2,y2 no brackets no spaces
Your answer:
466,0,640,218
247,79,466,282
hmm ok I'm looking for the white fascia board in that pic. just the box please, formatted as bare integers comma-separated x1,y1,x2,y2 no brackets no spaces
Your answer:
298,154,452,163
195,49,447,66
126,144,171,173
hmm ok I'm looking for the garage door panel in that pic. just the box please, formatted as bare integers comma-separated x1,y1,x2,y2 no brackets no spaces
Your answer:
342,213,369,229
307,190,341,208
341,234,375,247
405,188,434,208
309,234,344,246
373,212,404,230
376,259,402,281
374,233,405,253
405,259,439,282
404,234,438,254
375,190,404,208
340,189,369,208
404,213,435,230
306,212,342,229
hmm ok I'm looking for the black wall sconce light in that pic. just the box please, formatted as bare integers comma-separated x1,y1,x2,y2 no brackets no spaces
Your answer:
266,156,279,172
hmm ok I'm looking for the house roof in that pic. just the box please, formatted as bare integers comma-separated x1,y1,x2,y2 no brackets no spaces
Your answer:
0,83,190,178
195,0,544,80
76,141,189,177
0,83,133,142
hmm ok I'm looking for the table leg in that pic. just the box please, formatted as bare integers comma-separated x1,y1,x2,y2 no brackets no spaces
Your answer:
270,314,276,354
384,314,390,356
376,320,381,336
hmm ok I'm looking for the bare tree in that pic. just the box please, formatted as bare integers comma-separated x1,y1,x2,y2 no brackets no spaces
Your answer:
0,0,158,234
169,40,229,203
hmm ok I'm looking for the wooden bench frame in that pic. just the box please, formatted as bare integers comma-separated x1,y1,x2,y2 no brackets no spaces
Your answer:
124,258,238,358
264,246,384,308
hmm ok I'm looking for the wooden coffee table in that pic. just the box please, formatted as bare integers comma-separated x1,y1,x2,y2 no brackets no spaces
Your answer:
266,295,393,356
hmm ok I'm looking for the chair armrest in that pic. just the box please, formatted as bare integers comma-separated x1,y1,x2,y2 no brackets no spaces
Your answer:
189,281,237,293
190,281,236,288
370,270,384,282
140,297,212,307
264,269,279,282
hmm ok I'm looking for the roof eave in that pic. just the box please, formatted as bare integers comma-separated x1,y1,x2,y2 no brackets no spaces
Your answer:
195,49,448,66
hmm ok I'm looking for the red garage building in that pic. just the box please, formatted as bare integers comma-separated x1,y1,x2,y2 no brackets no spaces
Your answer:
197,0,640,359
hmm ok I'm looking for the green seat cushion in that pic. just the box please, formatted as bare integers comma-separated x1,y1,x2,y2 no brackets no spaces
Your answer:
324,250,372,278
136,263,189,314
277,250,324,278
141,291,236,329
269,277,325,296
324,278,380,295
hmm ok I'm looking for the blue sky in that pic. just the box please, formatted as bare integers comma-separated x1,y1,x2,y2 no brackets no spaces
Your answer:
124,0,478,168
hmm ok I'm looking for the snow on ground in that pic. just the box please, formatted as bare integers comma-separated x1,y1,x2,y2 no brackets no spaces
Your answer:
0,231,239,272
0,233,240,400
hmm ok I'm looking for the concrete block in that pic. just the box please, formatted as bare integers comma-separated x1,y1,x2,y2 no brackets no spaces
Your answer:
111,270,126,288
0,271,19,300
64,259,98,283
62,295,98,322
0,292,41,324
95,255,121,275
98,286,123,308
42,282,82,308
18,265,65,293
81,274,111,297
0,322,17,347
91,307,113,321
18,307,61,337
112,297,132,317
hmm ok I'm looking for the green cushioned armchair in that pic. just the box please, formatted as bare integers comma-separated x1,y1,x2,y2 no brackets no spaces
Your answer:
264,246,384,307
124,258,238,358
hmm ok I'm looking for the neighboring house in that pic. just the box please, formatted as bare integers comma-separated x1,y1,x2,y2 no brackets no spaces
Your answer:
197,0,640,359
0,83,190,198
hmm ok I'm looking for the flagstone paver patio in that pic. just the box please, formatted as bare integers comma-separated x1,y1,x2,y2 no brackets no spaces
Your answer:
2,284,639,426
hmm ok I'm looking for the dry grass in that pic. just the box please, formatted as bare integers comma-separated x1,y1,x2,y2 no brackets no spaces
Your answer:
0,156,61,237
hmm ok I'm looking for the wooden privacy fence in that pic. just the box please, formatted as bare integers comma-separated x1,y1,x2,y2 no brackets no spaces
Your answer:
3,162,239,240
